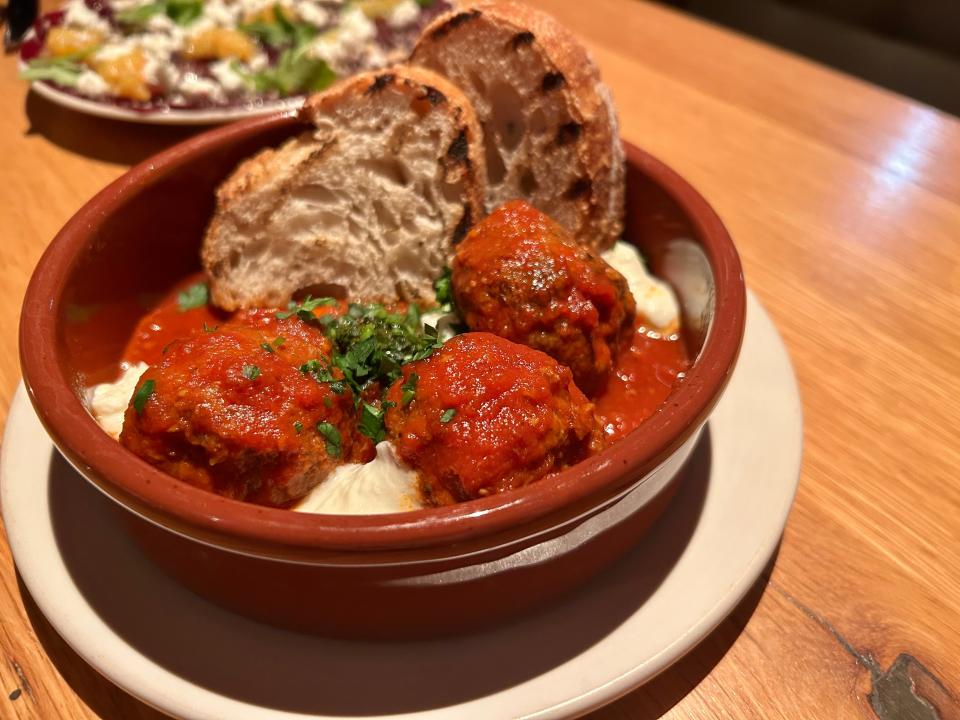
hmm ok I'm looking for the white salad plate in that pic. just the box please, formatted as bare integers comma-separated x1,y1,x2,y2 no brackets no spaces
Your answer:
25,67,305,125
1,291,802,720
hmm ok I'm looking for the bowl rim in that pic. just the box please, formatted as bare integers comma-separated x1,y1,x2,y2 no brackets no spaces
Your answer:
19,111,746,554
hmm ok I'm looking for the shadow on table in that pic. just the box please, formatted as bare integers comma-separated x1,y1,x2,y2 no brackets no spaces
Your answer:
18,424,770,717
23,90,207,165
597,550,778,719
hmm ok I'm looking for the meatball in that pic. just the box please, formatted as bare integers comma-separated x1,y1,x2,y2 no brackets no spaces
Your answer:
384,332,601,503
121,309,373,507
452,200,636,394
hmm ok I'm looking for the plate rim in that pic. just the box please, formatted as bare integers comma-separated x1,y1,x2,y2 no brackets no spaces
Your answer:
23,67,306,126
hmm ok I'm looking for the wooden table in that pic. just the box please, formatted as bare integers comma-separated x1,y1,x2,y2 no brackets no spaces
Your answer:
2,1,960,718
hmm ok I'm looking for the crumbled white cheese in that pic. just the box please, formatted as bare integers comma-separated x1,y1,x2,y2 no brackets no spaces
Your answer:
201,0,237,27
177,71,227,101
63,0,111,34
153,62,182,93
76,69,110,96
387,0,420,28
247,52,269,71
293,1,331,28
182,17,216,37
139,26,185,55
92,38,139,62
109,0,146,11
295,442,424,514
88,362,149,440
307,7,376,71
145,12,176,33
235,0,281,18
210,59,247,94
602,241,681,332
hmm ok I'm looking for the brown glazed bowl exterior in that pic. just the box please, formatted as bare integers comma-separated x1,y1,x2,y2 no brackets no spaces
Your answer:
19,111,745,638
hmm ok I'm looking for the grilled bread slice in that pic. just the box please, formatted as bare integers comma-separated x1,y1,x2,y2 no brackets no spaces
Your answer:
410,0,624,250
202,66,487,310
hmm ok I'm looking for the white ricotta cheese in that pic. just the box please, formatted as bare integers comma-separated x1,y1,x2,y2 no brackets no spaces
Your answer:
602,241,681,332
421,308,460,342
387,0,420,28
88,362,149,440
295,442,424,514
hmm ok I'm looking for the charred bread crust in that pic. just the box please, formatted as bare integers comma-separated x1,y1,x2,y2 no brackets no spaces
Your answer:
411,0,625,250
299,65,487,224
202,66,487,310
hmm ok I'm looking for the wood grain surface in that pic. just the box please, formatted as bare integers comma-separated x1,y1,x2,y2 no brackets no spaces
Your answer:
2,1,960,718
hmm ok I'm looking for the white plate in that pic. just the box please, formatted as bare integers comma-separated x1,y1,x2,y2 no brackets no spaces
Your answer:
1,291,801,720
27,76,306,125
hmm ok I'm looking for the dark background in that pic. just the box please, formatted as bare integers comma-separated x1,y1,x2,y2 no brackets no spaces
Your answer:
652,0,960,117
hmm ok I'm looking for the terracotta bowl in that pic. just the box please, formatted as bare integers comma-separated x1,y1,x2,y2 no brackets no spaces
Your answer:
19,111,745,639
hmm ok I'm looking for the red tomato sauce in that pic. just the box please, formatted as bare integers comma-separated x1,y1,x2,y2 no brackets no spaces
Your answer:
122,274,228,365
592,324,691,443
121,275,692,455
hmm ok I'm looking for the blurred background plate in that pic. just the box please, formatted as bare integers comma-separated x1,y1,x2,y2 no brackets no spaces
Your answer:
23,69,305,125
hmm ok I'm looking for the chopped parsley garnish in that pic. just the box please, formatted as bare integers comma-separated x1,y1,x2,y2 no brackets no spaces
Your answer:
233,10,337,98
358,401,394,443
177,282,209,312
203,322,219,333
293,420,303,434
300,359,333,381
289,302,442,403
300,359,348,395
166,0,204,25
239,5,316,47
358,402,387,444
400,372,419,407
433,267,454,308
316,422,341,458
242,364,261,380
276,295,337,321
440,408,457,424
406,303,421,327
324,306,440,396
259,337,285,353
133,379,155,415
116,1,165,25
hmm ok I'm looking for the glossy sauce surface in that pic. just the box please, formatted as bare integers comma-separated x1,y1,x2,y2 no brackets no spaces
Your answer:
121,276,691,460
123,274,227,366
593,324,691,442
384,332,598,503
